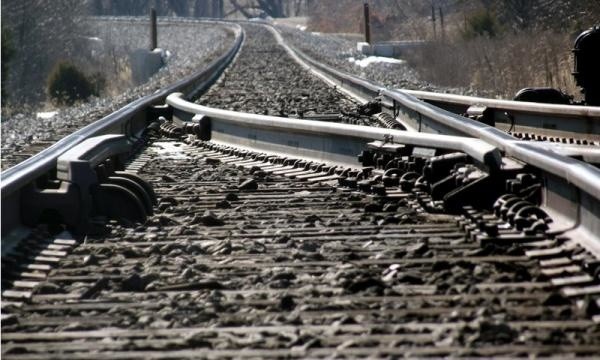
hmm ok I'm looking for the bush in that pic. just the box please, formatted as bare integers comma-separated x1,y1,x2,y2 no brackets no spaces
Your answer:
90,72,107,97
2,26,15,100
47,61,97,105
462,11,500,39
405,30,577,100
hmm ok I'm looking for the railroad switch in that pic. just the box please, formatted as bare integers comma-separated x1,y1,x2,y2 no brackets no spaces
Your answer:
357,100,382,116
357,141,542,215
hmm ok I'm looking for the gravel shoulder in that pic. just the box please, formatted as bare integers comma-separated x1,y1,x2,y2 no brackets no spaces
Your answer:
275,24,477,96
1,18,235,170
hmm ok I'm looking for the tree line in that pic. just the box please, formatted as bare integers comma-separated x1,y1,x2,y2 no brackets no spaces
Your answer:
91,0,312,19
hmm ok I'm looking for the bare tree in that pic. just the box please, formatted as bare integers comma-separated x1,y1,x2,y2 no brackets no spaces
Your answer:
461,0,599,31
230,0,254,17
194,0,212,17
228,0,288,18
167,0,190,16
257,0,285,17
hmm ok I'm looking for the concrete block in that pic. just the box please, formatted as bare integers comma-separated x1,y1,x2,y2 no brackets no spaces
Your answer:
372,43,396,57
130,48,166,85
360,41,426,58
357,42,372,55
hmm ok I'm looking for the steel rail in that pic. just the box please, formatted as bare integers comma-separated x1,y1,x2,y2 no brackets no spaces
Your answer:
1,19,244,236
403,89,600,140
403,90,600,118
379,88,600,163
522,143,600,164
268,25,514,138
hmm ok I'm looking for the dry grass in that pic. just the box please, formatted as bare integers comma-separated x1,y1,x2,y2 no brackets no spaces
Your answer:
405,30,579,99
306,2,584,100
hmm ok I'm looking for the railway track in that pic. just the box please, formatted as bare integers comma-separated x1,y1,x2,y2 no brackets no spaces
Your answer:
2,18,600,358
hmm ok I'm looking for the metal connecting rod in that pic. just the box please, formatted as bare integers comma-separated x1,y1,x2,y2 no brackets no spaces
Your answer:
167,92,502,169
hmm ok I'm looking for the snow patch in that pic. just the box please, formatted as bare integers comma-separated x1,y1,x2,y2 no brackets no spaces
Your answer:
151,141,189,160
347,56,406,68
36,111,58,119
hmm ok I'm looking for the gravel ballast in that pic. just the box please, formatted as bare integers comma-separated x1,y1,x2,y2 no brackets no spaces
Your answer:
197,24,359,119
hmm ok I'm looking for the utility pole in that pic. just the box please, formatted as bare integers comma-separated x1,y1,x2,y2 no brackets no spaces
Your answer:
212,0,223,18
150,7,157,50
364,1,371,43
431,4,436,39
439,7,444,40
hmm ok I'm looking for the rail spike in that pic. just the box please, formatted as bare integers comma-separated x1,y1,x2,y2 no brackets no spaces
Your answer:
21,135,153,233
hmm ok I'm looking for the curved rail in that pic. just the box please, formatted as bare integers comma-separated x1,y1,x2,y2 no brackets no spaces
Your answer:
167,92,501,168
1,19,244,235
403,89,600,140
404,90,600,118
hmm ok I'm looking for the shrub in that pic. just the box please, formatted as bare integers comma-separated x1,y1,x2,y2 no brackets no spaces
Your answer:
462,11,500,39
47,61,97,105
405,30,577,100
90,72,107,96
2,26,15,100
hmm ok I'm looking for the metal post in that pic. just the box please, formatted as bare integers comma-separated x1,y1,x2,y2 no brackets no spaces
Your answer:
439,7,444,40
212,0,223,18
363,1,371,44
150,8,157,50
431,5,436,39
